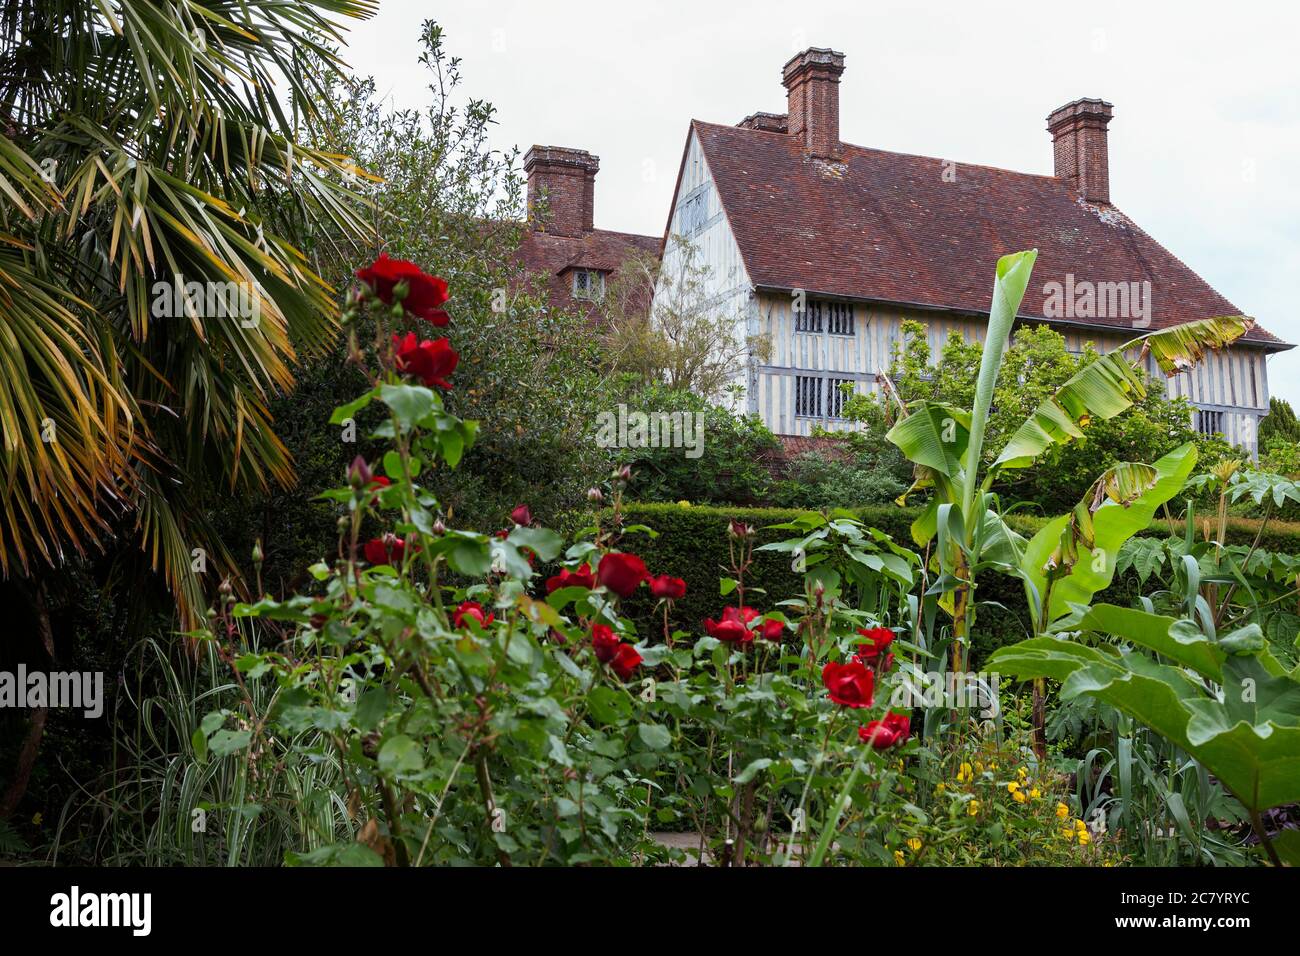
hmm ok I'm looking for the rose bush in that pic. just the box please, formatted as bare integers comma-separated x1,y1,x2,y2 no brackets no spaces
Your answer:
184,260,1133,867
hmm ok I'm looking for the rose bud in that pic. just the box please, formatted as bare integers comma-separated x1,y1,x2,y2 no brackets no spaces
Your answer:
347,455,372,489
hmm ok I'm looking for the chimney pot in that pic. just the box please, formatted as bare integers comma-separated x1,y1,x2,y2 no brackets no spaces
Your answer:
523,146,599,237
782,48,845,158
737,111,789,134
1047,98,1114,204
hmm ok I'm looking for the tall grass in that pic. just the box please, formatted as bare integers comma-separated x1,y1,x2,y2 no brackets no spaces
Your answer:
49,631,352,865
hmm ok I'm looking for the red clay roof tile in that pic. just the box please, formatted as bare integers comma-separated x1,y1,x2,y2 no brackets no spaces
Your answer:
691,120,1286,349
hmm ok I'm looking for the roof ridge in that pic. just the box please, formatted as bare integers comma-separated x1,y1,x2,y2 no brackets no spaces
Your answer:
692,118,1065,183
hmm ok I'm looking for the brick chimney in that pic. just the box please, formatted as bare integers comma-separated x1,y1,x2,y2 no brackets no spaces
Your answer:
524,146,599,237
783,48,845,158
1046,98,1114,205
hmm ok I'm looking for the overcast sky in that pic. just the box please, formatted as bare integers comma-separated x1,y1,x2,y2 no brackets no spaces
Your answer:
341,0,1300,406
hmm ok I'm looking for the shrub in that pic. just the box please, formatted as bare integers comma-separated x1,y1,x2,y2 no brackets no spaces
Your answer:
769,449,909,510
609,385,780,507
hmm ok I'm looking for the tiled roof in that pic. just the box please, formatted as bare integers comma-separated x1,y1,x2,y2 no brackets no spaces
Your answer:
691,120,1286,349
518,228,660,316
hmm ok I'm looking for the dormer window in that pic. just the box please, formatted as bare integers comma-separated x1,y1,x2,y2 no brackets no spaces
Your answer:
572,269,605,301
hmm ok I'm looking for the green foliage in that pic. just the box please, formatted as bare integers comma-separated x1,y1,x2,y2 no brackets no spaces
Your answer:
610,385,780,506
1259,397,1300,445
990,606,1300,818
0,0,375,624
213,23,616,594
769,449,910,510
878,320,1241,514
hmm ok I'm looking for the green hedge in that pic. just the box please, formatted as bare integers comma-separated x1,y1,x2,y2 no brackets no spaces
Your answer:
612,502,1300,667
613,502,1030,664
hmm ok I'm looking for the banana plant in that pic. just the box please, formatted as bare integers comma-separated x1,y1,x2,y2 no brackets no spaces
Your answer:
886,246,1255,680
886,249,1039,676
990,602,1300,864
1007,444,1200,755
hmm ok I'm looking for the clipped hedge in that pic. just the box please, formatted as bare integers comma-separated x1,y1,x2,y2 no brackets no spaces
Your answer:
613,502,1030,664
612,501,1300,667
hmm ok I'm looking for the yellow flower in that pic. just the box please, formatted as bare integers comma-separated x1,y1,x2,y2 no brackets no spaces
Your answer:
894,850,906,865
1055,802,1070,819
975,761,985,773
31,812,42,826
1017,767,1028,780
956,762,972,783
1007,781,1020,793
1061,828,1076,842
967,800,981,817
990,762,998,771
906,837,923,853
934,782,946,795
1030,788,1041,799
1078,830,1092,846
1012,789,1027,804
1076,819,1088,832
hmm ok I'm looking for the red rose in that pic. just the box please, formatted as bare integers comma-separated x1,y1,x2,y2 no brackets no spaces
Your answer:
611,643,643,681
452,600,494,629
721,605,759,626
855,626,897,671
510,504,532,526
822,660,875,708
596,552,648,597
759,617,785,642
648,575,686,600
356,253,450,325
363,534,406,566
393,332,458,389
858,711,911,750
545,564,596,594
592,623,621,664
704,616,752,644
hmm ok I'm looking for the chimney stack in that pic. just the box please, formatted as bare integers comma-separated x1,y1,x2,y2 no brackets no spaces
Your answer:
1047,98,1114,205
524,146,599,237
783,48,846,158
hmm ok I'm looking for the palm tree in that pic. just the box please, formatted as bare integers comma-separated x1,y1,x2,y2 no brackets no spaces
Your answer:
0,1,376,627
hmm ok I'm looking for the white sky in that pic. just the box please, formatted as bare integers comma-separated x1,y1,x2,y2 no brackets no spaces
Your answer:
340,0,1300,406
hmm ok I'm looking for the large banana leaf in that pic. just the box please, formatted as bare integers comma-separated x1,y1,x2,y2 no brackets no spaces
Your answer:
960,249,1037,516
990,619,1300,812
992,316,1254,473
1019,444,1198,623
